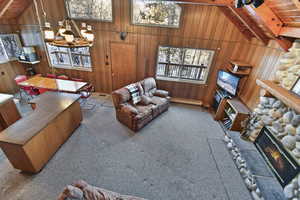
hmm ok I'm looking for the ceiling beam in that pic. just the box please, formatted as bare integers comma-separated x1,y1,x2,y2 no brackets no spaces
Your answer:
228,6,269,45
177,0,233,6
244,4,283,36
218,7,253,41
0,0,14,18
275,37,293,52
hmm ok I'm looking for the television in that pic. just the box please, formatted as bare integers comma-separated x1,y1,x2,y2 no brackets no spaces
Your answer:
217,70,240,96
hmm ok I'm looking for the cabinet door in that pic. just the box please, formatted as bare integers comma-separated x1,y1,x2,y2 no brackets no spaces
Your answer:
0,63,17,93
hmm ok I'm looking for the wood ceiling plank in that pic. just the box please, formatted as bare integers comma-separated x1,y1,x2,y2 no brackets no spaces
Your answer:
291,0,300,10
244,4,283,36
280,26,300,38
0,0,14,18
228,6,269,45
177,0,233,6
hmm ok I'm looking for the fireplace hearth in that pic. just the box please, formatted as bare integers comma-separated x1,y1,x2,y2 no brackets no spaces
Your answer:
255,127,300,187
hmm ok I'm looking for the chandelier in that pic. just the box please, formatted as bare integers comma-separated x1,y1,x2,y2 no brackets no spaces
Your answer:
44,20,94,48
36,0,94,48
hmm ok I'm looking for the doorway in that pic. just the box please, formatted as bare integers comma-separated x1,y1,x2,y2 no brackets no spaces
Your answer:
110,42,137,90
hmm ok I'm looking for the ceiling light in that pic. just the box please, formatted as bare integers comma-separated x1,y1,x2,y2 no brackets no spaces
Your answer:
44,22,55,42
62,24,75,44
57,21,66,37
84,25,95,43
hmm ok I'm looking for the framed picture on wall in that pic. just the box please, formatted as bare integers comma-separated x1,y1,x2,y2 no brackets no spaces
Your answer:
0,34,22,61
65,0,113,22
131,0,182,28
291,77,300,97
0,39,8,64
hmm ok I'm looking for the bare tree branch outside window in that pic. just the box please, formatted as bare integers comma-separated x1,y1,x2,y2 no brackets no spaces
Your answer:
132,0,182,28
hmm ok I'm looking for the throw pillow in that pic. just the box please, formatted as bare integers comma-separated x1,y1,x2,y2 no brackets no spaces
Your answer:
126,83,141,104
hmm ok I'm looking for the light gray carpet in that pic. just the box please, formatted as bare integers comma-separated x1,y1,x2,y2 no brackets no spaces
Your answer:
0,95,252,200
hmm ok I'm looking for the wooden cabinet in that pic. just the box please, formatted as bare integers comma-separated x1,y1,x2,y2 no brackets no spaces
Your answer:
0,94,21,130
0,62,26,94
219,98,250,132
0,92,81,173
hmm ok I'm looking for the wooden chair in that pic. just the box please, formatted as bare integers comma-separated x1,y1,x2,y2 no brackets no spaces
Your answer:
46,73,56,79
79,84,95,110
14,75,40,100
57,75,69,80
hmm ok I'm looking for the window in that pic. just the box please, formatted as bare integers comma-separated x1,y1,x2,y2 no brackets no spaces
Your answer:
65,0,113,22
0,34,22,63
156,46,215,84
46,44,92,71
132,0,182,28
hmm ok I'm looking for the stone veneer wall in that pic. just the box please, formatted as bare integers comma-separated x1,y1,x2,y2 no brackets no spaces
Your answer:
275,40,300,90
245,96,300,199
244,40,300,200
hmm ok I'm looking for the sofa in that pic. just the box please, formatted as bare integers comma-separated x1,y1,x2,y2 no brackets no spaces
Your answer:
112,77,170,131
58,180,147,200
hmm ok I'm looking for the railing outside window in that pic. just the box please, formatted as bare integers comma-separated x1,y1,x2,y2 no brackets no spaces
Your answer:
156,46,215,84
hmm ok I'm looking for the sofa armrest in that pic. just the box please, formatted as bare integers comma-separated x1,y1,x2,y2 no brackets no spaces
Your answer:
154,89,169,98
120,104,139,116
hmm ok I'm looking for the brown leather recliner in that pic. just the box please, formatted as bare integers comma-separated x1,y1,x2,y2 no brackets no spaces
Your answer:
112,77,170,131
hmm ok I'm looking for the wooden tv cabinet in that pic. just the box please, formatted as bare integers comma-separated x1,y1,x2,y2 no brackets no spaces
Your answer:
219,98,250,131
0,92,82,173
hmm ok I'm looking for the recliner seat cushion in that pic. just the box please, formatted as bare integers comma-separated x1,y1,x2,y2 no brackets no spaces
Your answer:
151,96,169,113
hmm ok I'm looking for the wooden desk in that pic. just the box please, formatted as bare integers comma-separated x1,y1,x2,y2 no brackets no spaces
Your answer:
0,94,21,131
0,92,82,173
18,76,88,93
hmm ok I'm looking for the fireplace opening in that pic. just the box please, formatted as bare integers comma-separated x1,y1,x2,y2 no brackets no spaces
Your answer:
254,127,300,187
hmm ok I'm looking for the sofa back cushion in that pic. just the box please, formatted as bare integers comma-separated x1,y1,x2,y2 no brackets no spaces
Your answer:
112,88,131,109
142,77,157,96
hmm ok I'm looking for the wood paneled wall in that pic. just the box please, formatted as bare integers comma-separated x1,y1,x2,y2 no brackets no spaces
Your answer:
10,0,284,109
0,22,26,94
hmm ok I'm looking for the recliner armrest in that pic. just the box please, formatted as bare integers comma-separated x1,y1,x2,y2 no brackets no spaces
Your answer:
120,104,139,116
154,89,169,98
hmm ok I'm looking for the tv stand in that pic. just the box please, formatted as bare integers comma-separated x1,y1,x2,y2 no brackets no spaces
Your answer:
212,88,231,120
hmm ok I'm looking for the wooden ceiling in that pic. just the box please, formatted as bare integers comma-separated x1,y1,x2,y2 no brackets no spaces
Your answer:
1,0,300,50
0,0,31,19
179,0,300,50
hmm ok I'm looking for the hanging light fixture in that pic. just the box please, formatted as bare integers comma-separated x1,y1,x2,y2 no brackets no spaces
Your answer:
44,22,55,42
57,21,66,37
38,0,94,48
84,25,95,43
45,19,94,48
80,23,87,37
62,23,75,44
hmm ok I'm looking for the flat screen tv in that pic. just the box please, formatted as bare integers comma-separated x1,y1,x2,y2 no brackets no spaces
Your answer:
217,70,240,96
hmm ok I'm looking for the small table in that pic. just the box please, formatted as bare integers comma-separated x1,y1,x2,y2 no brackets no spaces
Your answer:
18,76,88,93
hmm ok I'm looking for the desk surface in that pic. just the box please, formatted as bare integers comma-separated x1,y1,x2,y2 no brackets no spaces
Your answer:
0,94,14,106
18,76,88,93
0,92,80,145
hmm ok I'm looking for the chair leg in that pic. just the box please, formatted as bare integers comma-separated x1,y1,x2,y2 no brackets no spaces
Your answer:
80,98,96,110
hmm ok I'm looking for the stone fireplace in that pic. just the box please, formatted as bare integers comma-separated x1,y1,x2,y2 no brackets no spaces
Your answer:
243,95,300,199
254,127,300,187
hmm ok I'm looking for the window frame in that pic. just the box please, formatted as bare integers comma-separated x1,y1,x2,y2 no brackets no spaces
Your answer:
46,43,93,72
64,0,114,23
155,45,215,85
131,0,183,28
